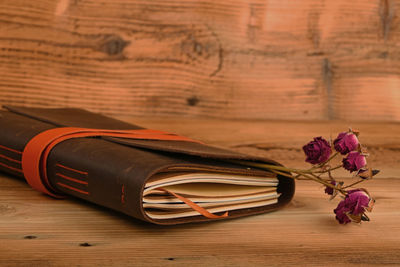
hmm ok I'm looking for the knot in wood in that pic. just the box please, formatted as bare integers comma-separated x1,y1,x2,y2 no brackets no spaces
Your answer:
100,35,129,56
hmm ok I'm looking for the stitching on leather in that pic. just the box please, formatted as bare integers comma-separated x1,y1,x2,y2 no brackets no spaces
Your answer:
0,144,22,154
57,182,89,195
0,153,22,164
121,184,125,204
0,162,23,173
56,173,88,185
56,163,88,175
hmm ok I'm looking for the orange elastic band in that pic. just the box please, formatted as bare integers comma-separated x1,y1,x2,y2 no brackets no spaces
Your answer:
22,127,202,198
21,127,225,219
156,188,229,219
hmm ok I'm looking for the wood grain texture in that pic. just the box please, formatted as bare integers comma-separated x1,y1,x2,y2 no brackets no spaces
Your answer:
1,0,400,121
0,118,399,266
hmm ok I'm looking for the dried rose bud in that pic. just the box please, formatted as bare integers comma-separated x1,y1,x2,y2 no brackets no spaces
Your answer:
325,180,343,200
324,180,337,195
342,151,367,173
334,189,374,224
302,137,332,165
333,132,359,155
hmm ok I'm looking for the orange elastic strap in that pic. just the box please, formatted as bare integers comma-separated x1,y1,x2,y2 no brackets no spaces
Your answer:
21,127,228,219
22,127,203,198
156,188,229,219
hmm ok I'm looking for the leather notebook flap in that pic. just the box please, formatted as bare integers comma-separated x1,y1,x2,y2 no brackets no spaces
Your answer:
4,106,277,164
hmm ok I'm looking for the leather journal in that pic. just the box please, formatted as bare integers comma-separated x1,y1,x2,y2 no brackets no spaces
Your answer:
0,106,295,225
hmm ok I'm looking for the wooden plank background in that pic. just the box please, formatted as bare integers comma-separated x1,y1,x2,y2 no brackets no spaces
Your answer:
1,118,399,266
1,0,400,121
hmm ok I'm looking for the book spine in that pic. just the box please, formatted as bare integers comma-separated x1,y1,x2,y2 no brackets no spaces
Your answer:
0,111,151,222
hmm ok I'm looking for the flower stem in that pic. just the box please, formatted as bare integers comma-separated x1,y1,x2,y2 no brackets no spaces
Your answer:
229,160,309,174
296,172,346,195
343,179,365,189
315,165,343,173
311,151,339,170
229,160,347,195
269,169,309,180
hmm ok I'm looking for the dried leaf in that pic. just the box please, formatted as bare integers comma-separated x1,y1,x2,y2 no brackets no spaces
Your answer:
372,169,380,176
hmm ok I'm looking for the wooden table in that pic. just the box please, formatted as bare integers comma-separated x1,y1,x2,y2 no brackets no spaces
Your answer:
1,118,399,266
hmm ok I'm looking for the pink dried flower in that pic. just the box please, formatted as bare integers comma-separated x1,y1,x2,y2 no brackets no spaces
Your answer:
333,132,359,155
342,151,367,173
334,189,374,224
302,137,332,165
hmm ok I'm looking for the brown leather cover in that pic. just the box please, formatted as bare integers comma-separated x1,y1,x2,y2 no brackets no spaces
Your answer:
0,106,295,225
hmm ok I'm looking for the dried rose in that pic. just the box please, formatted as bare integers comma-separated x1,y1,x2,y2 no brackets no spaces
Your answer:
342,151,367,173
334,189,374,224
333,132,359,155
302,137,332,165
